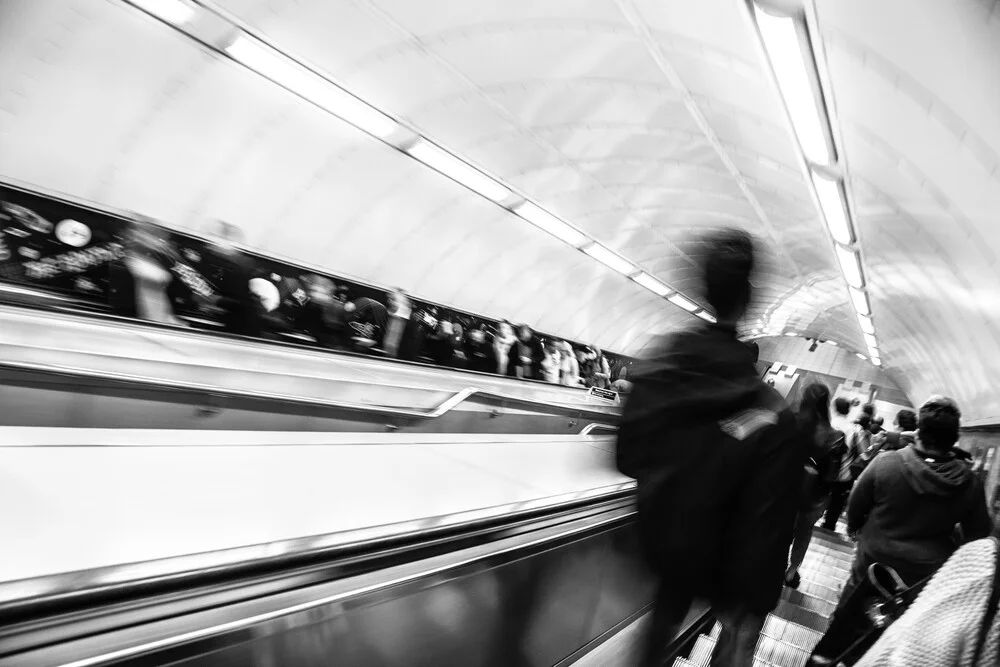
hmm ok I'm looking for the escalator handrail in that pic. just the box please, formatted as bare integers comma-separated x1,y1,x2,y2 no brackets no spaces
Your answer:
37,503,638,667
0,482,636,616
0,358,621,422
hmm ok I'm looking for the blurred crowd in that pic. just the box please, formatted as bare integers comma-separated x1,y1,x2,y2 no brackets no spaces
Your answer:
0,190,633,391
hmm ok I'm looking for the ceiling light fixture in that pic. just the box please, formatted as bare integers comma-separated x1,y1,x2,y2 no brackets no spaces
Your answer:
406,139,510,203
751,5,831,165
225,35,399,139
863,332,878,349
127,0,195,26
857,314,875,335
850,287,870,316
512,202,588,248
812,171,853,245
633,272,671,297
856,353,866,360
668,293,700,313
696,311,718,323
836,245,864,289
583,244,636,276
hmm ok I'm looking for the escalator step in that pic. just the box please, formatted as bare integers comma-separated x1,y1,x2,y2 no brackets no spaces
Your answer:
688,634,716,665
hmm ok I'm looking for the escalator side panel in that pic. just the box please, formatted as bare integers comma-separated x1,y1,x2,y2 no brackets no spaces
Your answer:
83,521,655,667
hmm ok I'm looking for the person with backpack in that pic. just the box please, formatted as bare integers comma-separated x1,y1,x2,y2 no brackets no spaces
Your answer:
823,397,858,530
806,396,992,665
784,383,847,588
616,228,801,667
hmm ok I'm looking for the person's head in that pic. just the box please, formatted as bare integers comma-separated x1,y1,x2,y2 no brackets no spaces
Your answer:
917,395,962,452
861,403,875,418
517,324,533,342
700,227,755,323
895,409,917,432
855,413,872,430
871,416,885,433
545,339,560,355
498,320,513,339
833,397,851,417
798,383,832,431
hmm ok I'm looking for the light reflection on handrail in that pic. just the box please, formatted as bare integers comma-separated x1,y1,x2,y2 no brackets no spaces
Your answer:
0,359,619,421
0,481,636,611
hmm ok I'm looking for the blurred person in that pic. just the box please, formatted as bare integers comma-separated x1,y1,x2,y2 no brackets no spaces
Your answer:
465,324,495,373
785,383,847,589
540,339,565,384
852,534,1000,667
616,228,801,667
823,399,864,531
870,415,885,435
383,288,412,359
109,216,188,326
560,341,581,386
806,396,992,666
348,295,388,353
493,320,517,375
298,274,348,349
507,324,543,380
201,221,266,338
427,319,456,366
611,366,634,394
450,321,468,369
875,409,918,453
587,346,612,389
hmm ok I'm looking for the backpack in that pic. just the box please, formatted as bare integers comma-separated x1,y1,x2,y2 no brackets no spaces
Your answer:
821,430,847,485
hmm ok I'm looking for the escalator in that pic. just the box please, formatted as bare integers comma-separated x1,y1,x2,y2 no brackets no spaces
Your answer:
0,304,620,434
0,488,709,667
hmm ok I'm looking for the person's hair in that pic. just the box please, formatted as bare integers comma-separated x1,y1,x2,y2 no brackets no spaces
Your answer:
856,413,872,429
797,383,832,441
896,409,917,431
861,403,875,417
833,397,851,416
701,228,755,320
745,340,760,364
918,396,962,451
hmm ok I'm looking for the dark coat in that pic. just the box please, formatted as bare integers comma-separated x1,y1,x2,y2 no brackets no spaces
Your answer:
616,323,801,614
848,444,991,580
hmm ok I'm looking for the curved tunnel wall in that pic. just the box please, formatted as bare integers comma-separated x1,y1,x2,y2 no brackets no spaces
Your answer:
0,0,998,421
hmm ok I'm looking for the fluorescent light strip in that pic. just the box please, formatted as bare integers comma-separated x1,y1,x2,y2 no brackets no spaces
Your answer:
633,272,671,297
406,139,510,203
752,5,831,165
668,293,700,313
583,244,636,275
812,171,853,245
696,311,717,323
836,245,864,289
129,0,195,25
858,314,875,335
850,287,870,316
863,332,878,349
225,36,398,139
856,353,866,360
512,202,587,247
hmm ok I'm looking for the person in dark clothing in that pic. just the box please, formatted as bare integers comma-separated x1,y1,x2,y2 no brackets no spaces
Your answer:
785,383,846,589
201,240,267,338
616,228,801,667
464,325,496,373
869,415,885,435
507,324,544,380
806,395,992,666
348,296,388,353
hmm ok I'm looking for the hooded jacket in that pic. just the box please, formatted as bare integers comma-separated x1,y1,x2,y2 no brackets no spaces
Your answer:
616,323,801,614
847,444,991,579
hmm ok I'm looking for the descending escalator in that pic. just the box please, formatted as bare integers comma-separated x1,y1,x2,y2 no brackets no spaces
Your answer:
0,488,707,667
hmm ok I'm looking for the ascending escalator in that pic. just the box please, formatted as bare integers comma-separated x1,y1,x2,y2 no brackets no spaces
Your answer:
0,489,704,667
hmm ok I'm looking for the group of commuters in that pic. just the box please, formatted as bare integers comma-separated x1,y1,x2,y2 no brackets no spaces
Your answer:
617,227,996,666
104,214,633,390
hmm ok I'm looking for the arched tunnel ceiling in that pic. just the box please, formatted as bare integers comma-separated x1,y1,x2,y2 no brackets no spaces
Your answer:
1,0,999,421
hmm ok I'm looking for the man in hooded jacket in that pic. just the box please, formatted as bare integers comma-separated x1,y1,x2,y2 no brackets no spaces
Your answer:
806,395,991,665
617,228,802,667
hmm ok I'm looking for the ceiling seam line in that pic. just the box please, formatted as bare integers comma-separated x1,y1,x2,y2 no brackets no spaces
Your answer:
347,0,712,292
612,0,804,283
